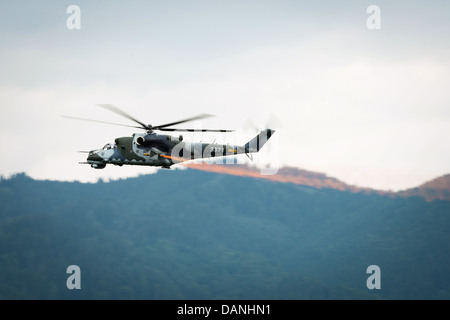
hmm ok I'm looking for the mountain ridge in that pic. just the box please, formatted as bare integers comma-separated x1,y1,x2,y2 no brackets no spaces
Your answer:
0,168,449,299
184,163,450,202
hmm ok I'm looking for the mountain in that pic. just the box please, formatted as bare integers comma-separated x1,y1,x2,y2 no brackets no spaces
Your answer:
397,174,450,202
0,169,449,300
186,163,450,201
185,163,369,191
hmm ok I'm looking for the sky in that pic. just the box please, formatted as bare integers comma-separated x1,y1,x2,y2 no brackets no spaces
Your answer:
0,0,449,191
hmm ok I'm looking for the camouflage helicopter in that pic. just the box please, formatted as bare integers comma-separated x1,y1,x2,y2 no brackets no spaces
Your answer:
64,104,275,169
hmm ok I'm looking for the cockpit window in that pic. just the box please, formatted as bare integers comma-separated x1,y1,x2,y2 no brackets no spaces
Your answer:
102,143,116,150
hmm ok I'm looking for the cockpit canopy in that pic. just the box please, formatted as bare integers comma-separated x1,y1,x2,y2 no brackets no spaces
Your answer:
102,143,116,150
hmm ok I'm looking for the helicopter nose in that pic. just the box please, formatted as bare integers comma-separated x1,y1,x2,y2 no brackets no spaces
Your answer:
87,151,103,162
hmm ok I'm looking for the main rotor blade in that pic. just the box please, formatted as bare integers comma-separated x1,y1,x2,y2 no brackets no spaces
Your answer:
158,128,234,132
97,104,149,130
152,114,214,130
62,115,142,129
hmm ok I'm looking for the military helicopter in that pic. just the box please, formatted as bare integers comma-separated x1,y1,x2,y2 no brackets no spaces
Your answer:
64,104,275,169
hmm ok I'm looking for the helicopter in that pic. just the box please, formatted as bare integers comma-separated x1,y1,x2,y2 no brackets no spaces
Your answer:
64,104,275,169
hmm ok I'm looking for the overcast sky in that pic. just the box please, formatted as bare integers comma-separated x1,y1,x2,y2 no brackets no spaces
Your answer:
0,1,449,191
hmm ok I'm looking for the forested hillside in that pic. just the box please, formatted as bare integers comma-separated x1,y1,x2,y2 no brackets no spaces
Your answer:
0,169,449,299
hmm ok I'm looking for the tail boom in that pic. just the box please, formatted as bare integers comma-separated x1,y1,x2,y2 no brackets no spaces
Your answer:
244,129,275,153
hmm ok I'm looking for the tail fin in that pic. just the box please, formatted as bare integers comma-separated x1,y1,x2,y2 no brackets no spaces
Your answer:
244,129,275,153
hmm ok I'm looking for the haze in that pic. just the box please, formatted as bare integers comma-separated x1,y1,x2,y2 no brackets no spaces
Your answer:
0,1,449,191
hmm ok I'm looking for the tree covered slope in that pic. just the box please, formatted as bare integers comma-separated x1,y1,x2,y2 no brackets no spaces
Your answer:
0,170,449,299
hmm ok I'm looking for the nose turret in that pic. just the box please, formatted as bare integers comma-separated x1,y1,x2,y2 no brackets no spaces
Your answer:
87,150,106,169
87,150,103,162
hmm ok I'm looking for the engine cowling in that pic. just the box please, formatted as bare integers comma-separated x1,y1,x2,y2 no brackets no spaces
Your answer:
136,136,145,145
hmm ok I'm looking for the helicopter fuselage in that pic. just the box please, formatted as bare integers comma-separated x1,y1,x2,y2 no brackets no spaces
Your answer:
86,130,274,169
66,105,275,169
